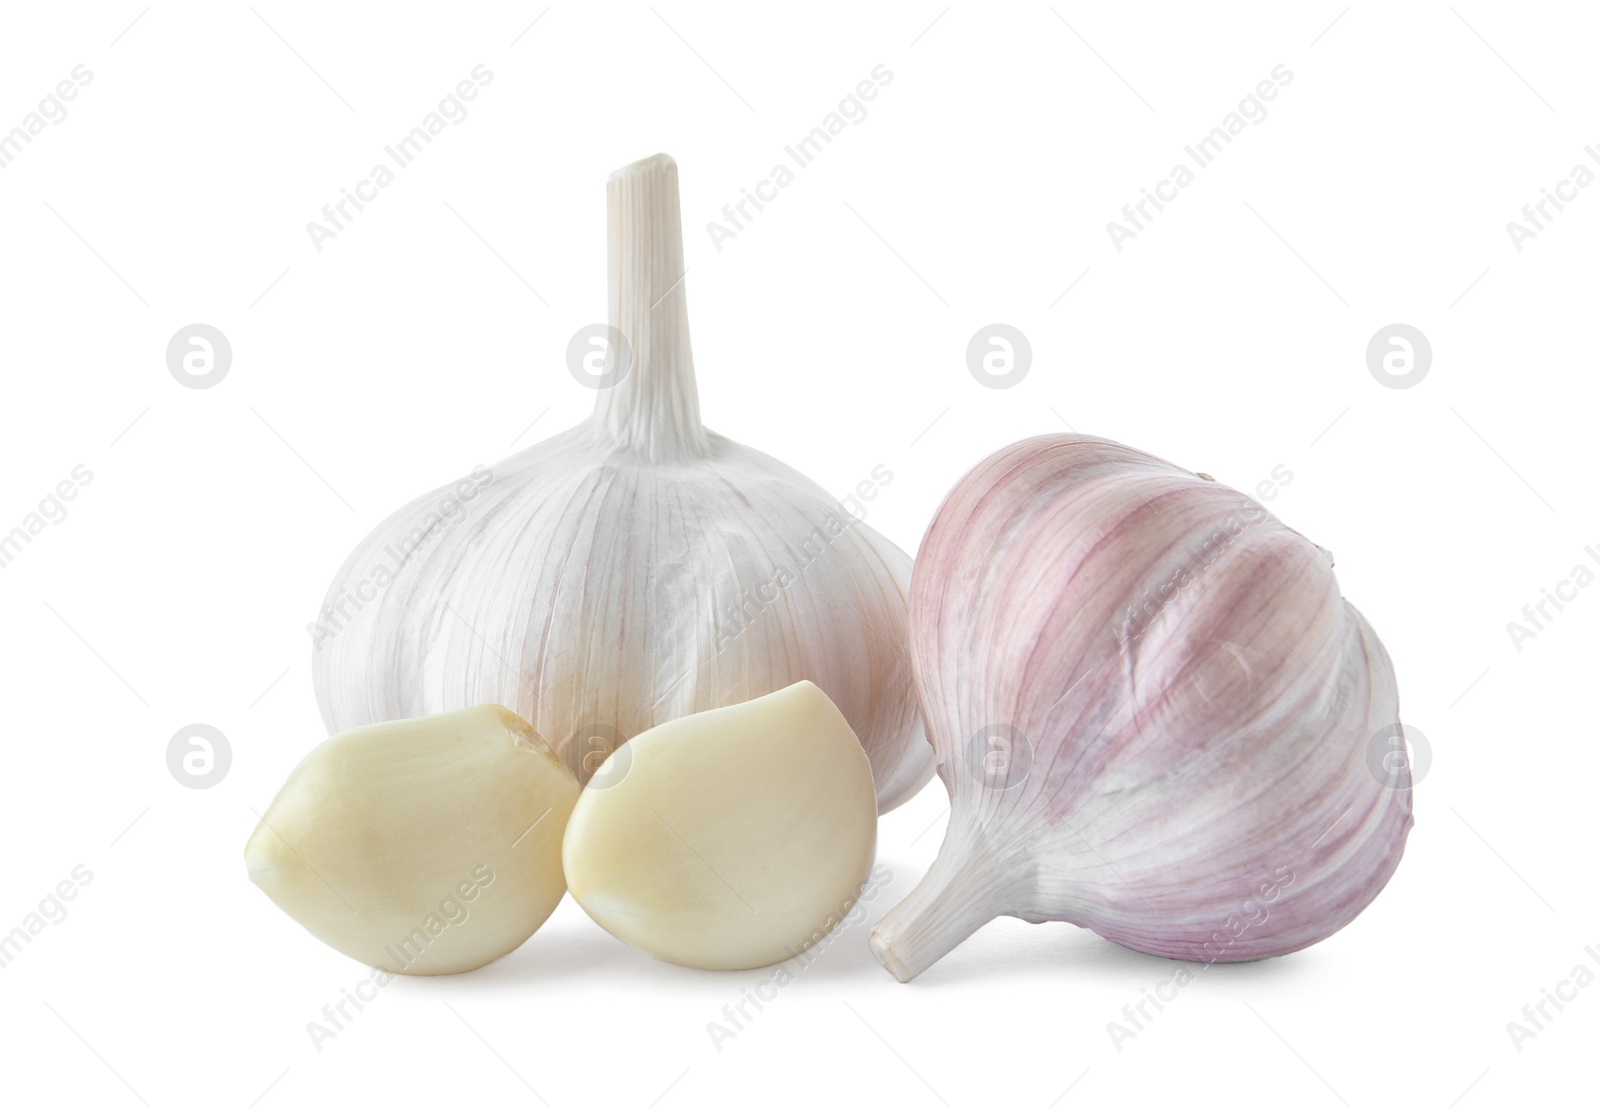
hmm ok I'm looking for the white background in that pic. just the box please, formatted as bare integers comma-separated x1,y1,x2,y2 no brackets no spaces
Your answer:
0,2,1592,1111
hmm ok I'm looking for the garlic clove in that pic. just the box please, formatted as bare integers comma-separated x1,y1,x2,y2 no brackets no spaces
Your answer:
561,681,877,970
310,154,933,815
245,704,578,975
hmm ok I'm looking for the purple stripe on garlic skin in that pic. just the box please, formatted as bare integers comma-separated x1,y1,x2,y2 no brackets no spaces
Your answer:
870,433,1414,980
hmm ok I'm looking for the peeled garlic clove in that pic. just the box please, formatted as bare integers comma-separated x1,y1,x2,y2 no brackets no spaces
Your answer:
562,681,877,970
870,434,1414,981
310,154,932,814
245,704,578,975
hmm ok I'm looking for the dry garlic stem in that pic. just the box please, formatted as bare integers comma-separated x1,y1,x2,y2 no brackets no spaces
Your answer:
562,681,877,970
870,434,1414,981
245,705,578,975
311,153,930,813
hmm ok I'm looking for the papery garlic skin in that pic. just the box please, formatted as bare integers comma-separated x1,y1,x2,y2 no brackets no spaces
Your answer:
310,154,930,813
870,434,1414,981
562,681,877,970
245,705,578,975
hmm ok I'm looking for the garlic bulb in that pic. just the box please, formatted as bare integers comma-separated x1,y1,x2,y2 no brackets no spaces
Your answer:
869,433,1414,981
245,704,578,975
310,154,930,812
562,681,877,970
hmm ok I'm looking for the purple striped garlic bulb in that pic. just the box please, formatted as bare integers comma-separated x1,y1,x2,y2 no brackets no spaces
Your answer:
308,155,932,813
870,433,1414,980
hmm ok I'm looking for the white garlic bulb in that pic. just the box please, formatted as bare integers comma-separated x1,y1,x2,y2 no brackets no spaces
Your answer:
563,681,877,970
310,154,931,812
870,434,1414,980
